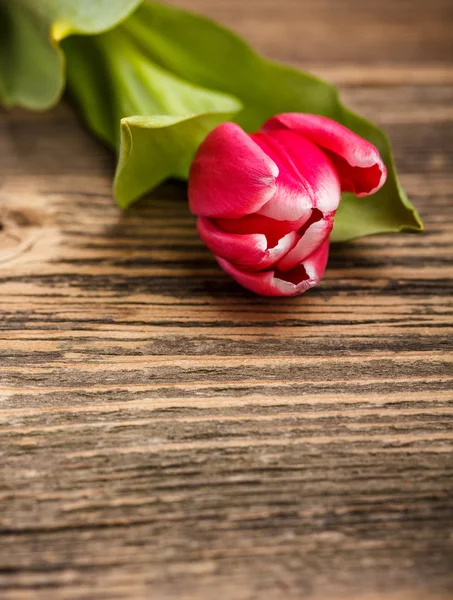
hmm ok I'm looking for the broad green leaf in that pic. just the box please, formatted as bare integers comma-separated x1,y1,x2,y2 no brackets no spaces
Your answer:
331,108,421,240
0,0,141,109
115,112,242,207
63,28,241,151
79,1,421,241
2,0,423,241
63,25,241,203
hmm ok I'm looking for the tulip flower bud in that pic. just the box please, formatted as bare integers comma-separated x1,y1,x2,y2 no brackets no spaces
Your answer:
189,114,387,296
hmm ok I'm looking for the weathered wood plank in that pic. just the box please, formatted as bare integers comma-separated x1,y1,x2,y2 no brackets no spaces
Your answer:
177,0,453,68
0,0,452,598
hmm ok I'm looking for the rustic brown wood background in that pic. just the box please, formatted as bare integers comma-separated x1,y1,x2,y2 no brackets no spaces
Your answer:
1,0,453,598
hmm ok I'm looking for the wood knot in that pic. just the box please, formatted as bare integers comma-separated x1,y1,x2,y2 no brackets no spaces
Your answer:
0,206,49,266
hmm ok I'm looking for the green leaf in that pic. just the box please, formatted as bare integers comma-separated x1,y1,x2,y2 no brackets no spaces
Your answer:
3,0,423,241
115,112,242,208
331,109,422,241
62,25,242,202
0,0,141,109
107,1,422,240
62,28,242,150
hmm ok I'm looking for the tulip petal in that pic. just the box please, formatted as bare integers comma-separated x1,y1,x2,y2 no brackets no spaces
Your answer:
264,129,341,214
250,132,314,222
215,213,310,247
217,239,330,297
198,217,298,271
250,130,340,218
189,122,279,218
263,114,387,197
277,210,334,271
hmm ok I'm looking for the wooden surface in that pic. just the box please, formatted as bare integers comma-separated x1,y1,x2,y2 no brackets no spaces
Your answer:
1,0,453,598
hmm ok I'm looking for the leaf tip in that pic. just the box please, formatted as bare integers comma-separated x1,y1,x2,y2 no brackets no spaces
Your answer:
51,20,72,43
402,207,424,234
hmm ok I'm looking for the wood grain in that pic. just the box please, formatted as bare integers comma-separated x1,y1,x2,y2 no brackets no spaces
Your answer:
1,0,453,599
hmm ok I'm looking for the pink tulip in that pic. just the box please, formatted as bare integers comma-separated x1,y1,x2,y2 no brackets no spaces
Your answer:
189,113,387,296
